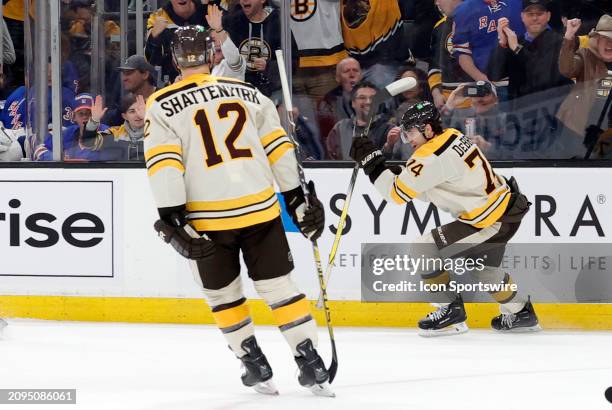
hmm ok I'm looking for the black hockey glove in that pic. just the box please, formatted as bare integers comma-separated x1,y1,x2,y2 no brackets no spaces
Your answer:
154,217,215,260
349,137,387,183
282,181,325,241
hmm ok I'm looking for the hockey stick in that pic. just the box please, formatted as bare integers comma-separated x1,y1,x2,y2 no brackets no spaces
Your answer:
315,76,418,309
275,49,338,384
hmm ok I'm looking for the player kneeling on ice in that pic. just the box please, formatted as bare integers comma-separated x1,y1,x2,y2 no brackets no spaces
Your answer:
145,25,331,396
350,101,541,336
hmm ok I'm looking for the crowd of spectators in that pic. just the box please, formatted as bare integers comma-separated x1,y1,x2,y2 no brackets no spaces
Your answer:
0,0,610,162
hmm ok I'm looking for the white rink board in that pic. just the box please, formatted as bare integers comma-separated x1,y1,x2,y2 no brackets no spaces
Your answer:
1,167,611,300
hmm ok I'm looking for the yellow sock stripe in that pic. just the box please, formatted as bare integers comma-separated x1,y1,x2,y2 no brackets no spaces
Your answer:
271,297,311,327
489,274,517,304
147,159,185,176
211,302,250,329
422,270,450,286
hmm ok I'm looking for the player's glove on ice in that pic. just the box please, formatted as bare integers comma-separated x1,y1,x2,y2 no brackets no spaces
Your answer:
350,137,388,182
154,217,215,260
282,181,325,241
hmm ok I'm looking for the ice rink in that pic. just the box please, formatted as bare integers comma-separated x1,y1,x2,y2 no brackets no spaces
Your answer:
1,320,611,410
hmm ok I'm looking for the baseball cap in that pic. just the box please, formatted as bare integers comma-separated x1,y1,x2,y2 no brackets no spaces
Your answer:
117,55,156,75
522,0,549,11
72,93,94,113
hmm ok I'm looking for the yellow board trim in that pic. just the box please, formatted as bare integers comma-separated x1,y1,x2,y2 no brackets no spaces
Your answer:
190,202,280,231
1,296,612,330
144,144,182,161
267,142,294,165
187,187,275,211
211,303,250,328
272,298,311,327
147,159,185,177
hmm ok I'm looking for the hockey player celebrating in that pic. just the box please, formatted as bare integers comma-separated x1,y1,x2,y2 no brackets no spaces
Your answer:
144,25,331,396
350,101,540,336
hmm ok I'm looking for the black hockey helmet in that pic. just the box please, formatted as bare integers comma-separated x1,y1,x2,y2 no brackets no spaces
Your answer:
171,25,214,69
400,100,442,137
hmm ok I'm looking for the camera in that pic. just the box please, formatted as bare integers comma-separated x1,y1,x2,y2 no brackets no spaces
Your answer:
463,81,495,97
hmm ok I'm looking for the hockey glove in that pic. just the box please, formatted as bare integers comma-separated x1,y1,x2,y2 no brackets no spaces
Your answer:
349,137,387,183
282,181,325,241
154,218,215,260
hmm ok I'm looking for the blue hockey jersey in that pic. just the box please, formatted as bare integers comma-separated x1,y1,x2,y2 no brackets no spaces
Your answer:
0,86,76,130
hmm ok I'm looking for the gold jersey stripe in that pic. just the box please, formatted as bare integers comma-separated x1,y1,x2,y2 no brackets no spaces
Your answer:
471,193,512,229
147,158,185,176
412,129,459,158
272,297,311,327
187,187,275,211
395,177,418,199
267,142,294,165
459,186,510,221
261,129,287,147
191,202,280,231
144,144,182,161
299,49,349,68
212,302,250,329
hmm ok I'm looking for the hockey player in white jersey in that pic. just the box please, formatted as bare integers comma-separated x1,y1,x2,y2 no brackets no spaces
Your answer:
350,101,540,336
144,25,331,395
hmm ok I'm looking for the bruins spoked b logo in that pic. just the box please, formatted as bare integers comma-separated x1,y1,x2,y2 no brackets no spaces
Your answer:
291,0,317,22
239,38,271,71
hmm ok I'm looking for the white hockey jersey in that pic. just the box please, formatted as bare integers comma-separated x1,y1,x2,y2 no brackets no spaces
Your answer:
375,128,511,228
144,73,299,231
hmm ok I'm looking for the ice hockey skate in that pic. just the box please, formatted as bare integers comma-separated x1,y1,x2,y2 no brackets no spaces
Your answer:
491,297,542,332
418,295,469,337
238,336,278,395
295,339,335,397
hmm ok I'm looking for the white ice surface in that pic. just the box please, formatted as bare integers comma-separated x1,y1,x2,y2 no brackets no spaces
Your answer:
1,320,611,410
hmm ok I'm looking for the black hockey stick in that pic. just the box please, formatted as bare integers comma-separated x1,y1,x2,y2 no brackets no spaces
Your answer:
275,49,338,384
315,76,418,309
584,89,612,160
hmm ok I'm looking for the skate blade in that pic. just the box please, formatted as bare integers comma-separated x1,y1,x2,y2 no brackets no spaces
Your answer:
419,322,469,338
308,382,335,398
495,324,542,333
253,380,279,395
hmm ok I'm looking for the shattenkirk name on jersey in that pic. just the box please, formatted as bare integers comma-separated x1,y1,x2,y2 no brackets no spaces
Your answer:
159,83,261,117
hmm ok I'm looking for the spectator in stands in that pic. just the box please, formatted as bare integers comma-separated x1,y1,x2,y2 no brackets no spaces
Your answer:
0,16,16,99
557,15,612,157
326,80,391,160
487,0,574,104
340,0,436,89
206,5,246,80
33,93,109,161
453,0,525,82
284,0,347,102
103,55,158,126
443,81,506,158
382,68,432,160
224,0,298,97
428,0,472,110
145,0,211,83
317,57,362,147
81,93,146,161
0,126,23,161
3,0,25,88
0,62,75,131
